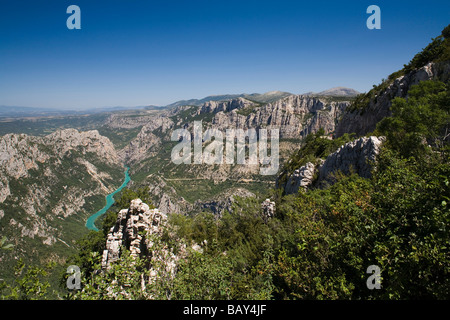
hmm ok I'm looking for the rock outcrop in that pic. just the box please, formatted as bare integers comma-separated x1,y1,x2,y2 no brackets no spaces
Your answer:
102,199,172,269
194,187,256,217
101,199,199,299
317,136,385,186
283,136,385,194
199,97,255,114
261,198,276,222
284,162,316,194
120,116,175,165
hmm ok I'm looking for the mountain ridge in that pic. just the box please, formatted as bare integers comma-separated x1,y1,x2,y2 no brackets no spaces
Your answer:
0,87,359,119
303,87,360,97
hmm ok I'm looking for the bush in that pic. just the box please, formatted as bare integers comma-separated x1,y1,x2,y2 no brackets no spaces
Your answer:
376,80,449,158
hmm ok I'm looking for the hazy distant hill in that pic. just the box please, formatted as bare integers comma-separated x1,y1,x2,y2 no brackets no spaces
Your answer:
0,105,154,118
0,106,75,118
165,91,292,108
303,87,360,97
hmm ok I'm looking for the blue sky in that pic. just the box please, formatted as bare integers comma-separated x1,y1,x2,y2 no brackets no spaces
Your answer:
0,0,449,109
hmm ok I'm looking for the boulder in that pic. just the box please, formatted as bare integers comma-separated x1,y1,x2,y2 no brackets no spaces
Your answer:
284,162,316,194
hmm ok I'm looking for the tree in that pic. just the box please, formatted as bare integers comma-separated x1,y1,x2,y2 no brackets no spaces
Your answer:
1,260,54,300
376,80,449,159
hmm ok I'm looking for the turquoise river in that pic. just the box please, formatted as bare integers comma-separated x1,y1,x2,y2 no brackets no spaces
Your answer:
85,167,131,231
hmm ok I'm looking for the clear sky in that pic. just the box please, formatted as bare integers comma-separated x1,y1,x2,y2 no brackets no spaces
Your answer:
0,0,449,109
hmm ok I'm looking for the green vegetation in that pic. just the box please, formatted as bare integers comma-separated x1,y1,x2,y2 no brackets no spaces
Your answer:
0,259,56,300
0,113,109,137
97,125,142,149
375,80,450,158
235,100,263,117
165,177,272,204
273,150,448,299
0,237,13,251
403,24,450,73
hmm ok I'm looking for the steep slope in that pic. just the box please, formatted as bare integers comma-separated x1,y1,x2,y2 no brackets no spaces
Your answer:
336,61,450,137
210,95,349,138
0,129,124,280
280,24,450,196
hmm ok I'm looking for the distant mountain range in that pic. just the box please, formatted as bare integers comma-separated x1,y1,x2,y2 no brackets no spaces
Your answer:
0,105,152,118
302,87,360,97
152,88,360,109
0,88,359,118
0,106,74,118
163,91,293,109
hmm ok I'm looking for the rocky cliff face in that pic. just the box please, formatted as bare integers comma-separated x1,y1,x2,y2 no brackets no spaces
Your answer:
120,116,175,165
282,136,385,194
261,198,276,222
198,97,255,114
317,136,385,185
117,95,351,168
335,61,450,137
211,95,350,138
0,129,119,180
0,129,123,274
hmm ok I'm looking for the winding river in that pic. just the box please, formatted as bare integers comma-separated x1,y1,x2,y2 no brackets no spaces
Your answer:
85,167,131,231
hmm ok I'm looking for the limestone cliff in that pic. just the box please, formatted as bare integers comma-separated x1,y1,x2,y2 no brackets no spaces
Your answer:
317,136,385,186
210,95,350,138
102,199,173,269
198,97,255,114
0,129,123,276
282,136,385,194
